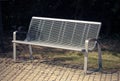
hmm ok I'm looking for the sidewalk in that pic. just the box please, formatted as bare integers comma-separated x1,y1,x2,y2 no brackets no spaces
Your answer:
0,57,119,81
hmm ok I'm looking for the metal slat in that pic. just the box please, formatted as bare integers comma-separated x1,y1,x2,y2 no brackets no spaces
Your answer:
14,17,101,51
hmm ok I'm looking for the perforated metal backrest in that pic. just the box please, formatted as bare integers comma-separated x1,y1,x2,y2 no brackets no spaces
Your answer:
26,17,101,50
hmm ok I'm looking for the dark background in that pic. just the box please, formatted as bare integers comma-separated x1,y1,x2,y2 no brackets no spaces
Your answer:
1,0,120,36
0,0,120,53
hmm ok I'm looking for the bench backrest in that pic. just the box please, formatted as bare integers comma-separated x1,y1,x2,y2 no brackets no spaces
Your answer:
26,17,101,50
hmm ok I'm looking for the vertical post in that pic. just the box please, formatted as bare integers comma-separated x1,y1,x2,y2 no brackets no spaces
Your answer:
13,31,17,61
84,40,89,74
97,42,102,70
13,42,16,61
84,51,88,74
29,45,33,60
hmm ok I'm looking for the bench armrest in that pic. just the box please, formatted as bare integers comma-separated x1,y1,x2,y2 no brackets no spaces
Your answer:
85,38,102,73
13,31,27,41
85,38,100,52
13,31,18,41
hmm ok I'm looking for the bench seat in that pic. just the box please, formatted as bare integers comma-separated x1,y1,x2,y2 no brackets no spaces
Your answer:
12,16,102,74
13,40,85,51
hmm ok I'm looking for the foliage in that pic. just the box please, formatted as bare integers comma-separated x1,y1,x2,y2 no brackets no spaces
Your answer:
1,0,120,36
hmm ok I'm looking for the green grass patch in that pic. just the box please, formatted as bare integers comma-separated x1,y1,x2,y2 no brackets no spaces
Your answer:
37,50,120,70
19,48,120,70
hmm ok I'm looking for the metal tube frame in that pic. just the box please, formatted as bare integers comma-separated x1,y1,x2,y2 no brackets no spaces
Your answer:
84,38,102,74
29,45,33,60
13,30,102,74
13,31,17,61
13,31,33,61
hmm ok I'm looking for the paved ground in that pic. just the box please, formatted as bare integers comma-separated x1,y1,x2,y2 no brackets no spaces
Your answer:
0,57,119,81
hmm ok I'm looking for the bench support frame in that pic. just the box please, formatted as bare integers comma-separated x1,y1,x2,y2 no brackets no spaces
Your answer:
13,31,17,61
84,39,102,74
13,28,102,74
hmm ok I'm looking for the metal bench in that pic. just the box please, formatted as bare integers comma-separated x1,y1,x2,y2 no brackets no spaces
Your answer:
12,16,102,73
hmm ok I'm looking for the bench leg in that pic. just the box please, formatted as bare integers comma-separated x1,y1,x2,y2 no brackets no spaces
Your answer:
13,42,16,61
84,40,89,74
84,39,102,74
97,43,102,70
29,45,33,60
84,51,88,74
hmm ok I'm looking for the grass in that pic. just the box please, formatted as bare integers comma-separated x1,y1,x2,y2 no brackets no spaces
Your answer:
102,51,120,69
1,33,120,71
27,48,120,70
2,43,119,71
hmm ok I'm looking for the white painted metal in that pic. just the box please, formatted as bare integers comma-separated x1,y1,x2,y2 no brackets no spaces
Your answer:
12,40,84,51
84,40,89,73
85,39,102,73
12,16,102,74
33,17,101,24
29,45,33,60
13,31,17,61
